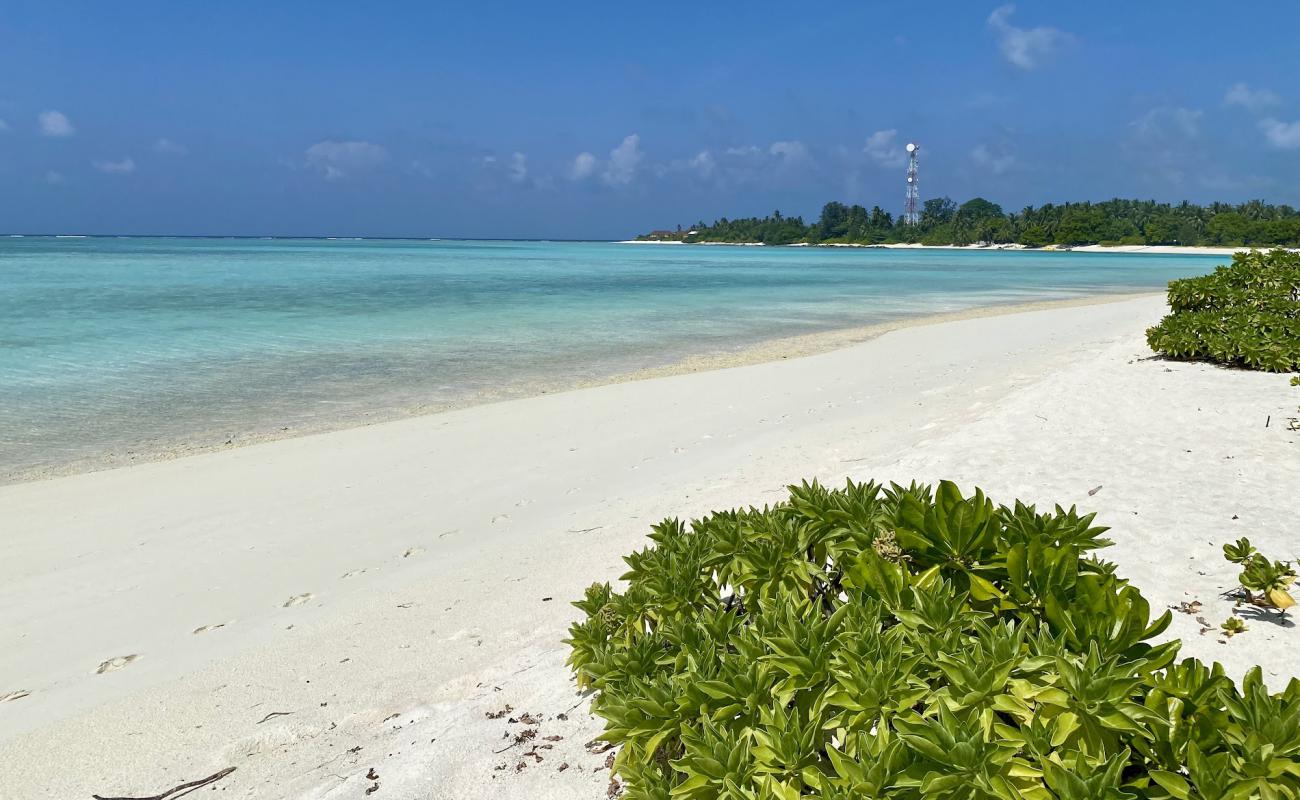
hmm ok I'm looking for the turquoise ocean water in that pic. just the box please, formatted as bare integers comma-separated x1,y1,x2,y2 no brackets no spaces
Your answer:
0,237,1222,480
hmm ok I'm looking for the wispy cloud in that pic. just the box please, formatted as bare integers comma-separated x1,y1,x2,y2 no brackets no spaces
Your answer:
569,152,597,180
93,157,136,175
154,137,188,156
863,129,907,168
1126,107,1205,188
687,150,715,178
987,5,1068,70
45,170,64,184
1259,118,1300,149
660,139,824,189
970,144,1015,174
1223,82,1280,113
601,134,643,186
38,109,74,137
304,139,387,180
1131,106,1202,141
654,149,720,182
768,140,809,162
507,151,528,183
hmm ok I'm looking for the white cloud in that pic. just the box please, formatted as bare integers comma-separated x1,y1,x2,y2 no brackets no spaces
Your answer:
970,144,1015,174
507,151,528,183
768,140,809,161
0,118,9,132
863,129,907,168
45,170,64,184
688,150,715,178
569,151,597,180
304,139,388,180
691,140,821,187
653,149,719,182
1259,118,1300,149
987,5,1067,70
38,110,75,137
1224,82,1280,113
93,157,136,175
154,137,188,156
1131,106,1202,141
601,134,642,186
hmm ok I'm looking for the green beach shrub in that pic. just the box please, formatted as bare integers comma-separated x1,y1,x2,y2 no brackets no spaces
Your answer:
1146,249,1300,372
566,479,1300,800
1223,537,1297,612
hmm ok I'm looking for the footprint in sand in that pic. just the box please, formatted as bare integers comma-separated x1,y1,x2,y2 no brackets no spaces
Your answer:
282,593,313,608
491,514,510,524
340,568,368,579
402,547,425,559
96,655,141,674
1,690,31,703
192,623,228,634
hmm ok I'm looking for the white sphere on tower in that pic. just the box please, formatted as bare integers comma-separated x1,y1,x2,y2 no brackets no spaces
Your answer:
906,142,917,153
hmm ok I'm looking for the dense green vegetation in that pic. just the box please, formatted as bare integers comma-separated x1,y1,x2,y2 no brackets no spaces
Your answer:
642,198,1300,247
1146,249,1300,372
566,479,1300,800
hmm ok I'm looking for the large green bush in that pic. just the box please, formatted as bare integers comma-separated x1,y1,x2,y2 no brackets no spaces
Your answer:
566,480,1300,800
1146,249,1300,372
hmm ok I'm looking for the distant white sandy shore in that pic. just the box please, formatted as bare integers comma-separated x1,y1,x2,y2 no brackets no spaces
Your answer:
2,295,1297,799
618,239,1287,256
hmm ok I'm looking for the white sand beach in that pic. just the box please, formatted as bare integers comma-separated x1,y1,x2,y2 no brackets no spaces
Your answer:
2,295,1298,799
618,240,1279,255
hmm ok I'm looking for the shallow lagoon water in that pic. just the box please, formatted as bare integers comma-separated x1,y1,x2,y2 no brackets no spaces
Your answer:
0,238,1220,479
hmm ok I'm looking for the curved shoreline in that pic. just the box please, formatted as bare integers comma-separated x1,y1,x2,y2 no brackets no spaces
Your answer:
9,292,1296,800
591,290,1162,384
3,290,1162,485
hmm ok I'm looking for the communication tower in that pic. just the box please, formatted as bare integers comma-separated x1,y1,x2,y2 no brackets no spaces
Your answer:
903,142,920,225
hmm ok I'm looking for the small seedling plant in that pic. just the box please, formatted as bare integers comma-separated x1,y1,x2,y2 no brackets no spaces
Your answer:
1223,537,1297,613
1220,617,1249,637
568,480,1300,800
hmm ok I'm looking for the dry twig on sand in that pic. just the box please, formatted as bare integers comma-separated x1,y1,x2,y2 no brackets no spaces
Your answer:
256,711,293,724
92,767,236,800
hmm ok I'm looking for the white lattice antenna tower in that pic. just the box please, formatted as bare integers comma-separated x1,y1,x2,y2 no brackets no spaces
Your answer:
903,142,920,225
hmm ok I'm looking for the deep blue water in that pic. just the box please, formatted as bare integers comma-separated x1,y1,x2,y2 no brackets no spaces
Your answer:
0,237,1221,479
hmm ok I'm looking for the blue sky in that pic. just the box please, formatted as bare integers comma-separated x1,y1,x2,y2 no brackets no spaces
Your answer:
2,1,1299,238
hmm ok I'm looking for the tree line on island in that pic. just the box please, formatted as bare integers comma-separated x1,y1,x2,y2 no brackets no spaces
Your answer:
639,197,1300,248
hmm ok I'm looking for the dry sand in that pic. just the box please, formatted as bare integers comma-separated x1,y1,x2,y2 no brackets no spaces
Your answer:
1,295,1297,799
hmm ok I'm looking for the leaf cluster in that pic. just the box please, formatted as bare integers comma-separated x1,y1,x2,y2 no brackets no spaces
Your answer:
1146,249,1300,372
566,479,1300,800
1223,538,1297,611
